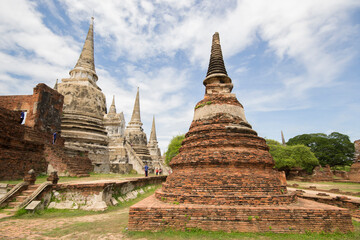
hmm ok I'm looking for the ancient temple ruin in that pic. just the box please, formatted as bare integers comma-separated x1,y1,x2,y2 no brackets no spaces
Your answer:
56,18,110,172
128,32,353,232
55,19,165,174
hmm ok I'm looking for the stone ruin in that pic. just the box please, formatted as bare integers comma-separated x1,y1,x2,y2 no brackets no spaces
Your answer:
128,32,353,233
0,18,167,179
0,83,93,180
348,139,360,181
55,18,167,175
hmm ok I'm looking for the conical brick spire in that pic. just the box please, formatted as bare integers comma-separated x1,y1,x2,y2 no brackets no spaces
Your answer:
149,115,157,143
203,32,232,93
75,17,96,72
68,17,98,85
130,87,141,124
54,79,58,90
108,95,116,114
281,130,286,145
206,32,228,77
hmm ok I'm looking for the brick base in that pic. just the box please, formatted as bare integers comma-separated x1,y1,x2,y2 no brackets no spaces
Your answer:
128,195,353,233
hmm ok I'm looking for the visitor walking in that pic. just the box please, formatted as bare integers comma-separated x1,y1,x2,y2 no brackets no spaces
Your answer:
156,168,159,175
144,164,149,177
53,131,57,144
159,168,162,175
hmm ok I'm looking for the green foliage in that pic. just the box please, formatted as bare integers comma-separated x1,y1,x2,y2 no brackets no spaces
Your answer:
267,140,319,173
165,134,185,165
287,132,355,166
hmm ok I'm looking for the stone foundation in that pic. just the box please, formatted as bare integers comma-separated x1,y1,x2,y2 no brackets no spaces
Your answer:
129,195,353,233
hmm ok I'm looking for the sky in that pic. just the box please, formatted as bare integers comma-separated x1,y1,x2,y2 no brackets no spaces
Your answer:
0,0,359,153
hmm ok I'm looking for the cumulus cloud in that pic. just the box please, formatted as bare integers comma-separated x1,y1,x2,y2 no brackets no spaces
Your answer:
0,0,359,148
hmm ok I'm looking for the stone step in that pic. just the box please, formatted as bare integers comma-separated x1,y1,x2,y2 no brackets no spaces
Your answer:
15,195,28,202
2,208,17,213
7,201,21,207
76,174,90,177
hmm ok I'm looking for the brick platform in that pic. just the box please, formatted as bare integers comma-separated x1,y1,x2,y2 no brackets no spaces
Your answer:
129,195,353,233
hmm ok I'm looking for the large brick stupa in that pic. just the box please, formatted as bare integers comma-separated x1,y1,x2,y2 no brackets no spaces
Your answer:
128,33,353,233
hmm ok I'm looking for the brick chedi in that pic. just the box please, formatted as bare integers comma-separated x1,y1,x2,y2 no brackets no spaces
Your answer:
103,96,133,173
57,18,110,172
147,116,169,174
124,88,153,169
128,32,353,233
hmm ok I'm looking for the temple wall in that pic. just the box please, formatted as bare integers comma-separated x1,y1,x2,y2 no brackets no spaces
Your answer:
0,83,63,133
0,107,47,180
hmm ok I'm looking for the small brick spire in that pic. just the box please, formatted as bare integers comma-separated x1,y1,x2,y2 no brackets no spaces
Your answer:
149,115,157,143
281,130,286,145
53,79,58,90
108,95,116,114
206,32,228,77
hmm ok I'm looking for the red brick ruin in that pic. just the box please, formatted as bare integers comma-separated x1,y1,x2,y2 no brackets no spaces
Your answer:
128,33,354,233
0,84,93,180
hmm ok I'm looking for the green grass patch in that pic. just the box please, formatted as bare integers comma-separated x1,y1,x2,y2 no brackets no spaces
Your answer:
126,221,360,240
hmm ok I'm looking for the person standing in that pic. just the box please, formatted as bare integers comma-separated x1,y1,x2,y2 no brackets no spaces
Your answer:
19,111,24,124
53,131,57,144
156,168,159,176
144,164,149,177
159,168,162,175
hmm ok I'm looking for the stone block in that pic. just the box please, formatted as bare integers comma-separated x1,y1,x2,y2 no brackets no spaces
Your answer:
110,197,118,206
25,201,41,211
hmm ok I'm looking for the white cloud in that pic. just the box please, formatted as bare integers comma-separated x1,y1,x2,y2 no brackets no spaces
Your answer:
0,0,359,148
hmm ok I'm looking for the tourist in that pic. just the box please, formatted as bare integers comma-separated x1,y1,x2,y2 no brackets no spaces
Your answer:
53,131,57,144
144,164,149,177
156,168,159,175
159,168,162,175
19,111,24,124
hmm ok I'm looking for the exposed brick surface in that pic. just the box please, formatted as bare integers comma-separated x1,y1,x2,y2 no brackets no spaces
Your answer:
129,195,353,233
0,107,47,180
0,83,92,180
0,84,63,133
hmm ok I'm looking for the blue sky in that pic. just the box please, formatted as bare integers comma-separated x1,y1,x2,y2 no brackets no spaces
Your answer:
0,0,359,152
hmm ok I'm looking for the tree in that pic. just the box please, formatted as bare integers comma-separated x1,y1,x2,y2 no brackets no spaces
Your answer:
287,132,354,166
266,139,319,173
164,134,185,166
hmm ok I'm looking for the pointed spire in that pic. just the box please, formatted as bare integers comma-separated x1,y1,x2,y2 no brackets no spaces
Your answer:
281,130,286,145
149,115,157,142
74,17,96,73
130,87,141,123
54,79,58,90
108,95,116,114
206,32,228,77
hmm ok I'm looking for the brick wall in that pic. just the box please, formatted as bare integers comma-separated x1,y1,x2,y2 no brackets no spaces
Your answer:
0,83,63,133
129,196,353,233
0,107,48,180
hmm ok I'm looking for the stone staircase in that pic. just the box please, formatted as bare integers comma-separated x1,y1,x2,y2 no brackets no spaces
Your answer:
45,145,93,177
2,184,39,213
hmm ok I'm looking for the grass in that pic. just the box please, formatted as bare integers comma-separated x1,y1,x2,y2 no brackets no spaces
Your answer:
126,221,360,240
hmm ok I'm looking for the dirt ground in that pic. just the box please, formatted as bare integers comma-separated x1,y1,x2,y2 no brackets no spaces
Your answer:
0,208,130,240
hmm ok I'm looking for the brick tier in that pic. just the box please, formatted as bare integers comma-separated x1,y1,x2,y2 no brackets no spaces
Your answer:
129,195,353,233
